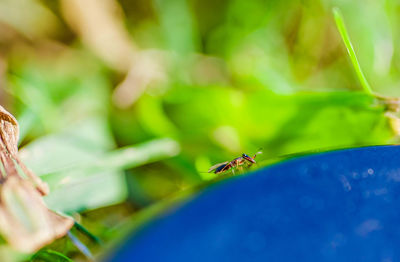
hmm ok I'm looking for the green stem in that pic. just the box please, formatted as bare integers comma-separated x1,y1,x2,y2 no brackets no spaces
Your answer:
74,221,102,245
333,7,373,95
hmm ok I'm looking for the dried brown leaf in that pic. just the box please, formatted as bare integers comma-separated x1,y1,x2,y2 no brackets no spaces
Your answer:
0,105,73,253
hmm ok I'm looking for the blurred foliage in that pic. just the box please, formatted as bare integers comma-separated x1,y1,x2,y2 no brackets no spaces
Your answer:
0,0,399,260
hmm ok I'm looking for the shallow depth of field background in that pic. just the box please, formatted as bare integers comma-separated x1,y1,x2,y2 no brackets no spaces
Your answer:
0,0,400,260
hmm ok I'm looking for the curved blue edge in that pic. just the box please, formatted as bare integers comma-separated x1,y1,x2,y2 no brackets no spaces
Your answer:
108,145,400,262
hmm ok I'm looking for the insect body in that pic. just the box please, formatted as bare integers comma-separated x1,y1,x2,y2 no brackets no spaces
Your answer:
208,152,260,174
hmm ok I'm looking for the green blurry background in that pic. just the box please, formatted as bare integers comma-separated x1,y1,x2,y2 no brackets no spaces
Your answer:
0,0,399,260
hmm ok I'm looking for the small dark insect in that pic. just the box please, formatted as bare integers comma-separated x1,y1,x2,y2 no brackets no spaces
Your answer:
208,151,262,175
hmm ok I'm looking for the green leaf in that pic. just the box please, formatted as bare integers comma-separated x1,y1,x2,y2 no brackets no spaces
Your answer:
31,249,73,262
333,7,373,95
20,126,180,212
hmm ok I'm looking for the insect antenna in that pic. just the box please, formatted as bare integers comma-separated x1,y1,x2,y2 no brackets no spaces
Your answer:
253,148,263,159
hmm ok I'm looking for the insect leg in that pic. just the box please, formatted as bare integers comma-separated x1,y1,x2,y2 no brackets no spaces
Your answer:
214,163,228,174
219,162,233,173
233,159,242,174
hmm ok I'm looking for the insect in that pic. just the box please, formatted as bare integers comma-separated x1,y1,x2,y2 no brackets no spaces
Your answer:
208,151,262,175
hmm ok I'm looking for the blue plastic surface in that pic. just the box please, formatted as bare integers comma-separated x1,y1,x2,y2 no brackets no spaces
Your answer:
109,145,400,261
